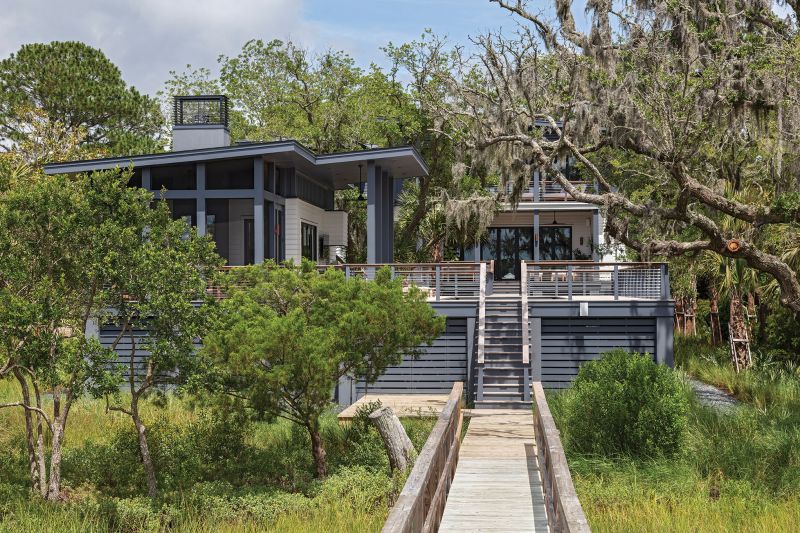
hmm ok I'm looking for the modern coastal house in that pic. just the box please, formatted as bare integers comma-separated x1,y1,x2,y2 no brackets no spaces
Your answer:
44,95,674,409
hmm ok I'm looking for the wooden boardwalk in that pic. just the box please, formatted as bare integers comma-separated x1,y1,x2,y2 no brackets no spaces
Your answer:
439,410,549,532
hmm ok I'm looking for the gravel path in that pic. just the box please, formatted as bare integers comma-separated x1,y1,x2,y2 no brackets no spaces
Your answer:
687,378,739,412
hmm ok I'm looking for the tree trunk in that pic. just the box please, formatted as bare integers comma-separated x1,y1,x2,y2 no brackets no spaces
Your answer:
710,289,722,345
13,369,42,495
675,298,685,334
132,405,158,499
369,406,417,472
46,419,64,501
684,295,697,336
307,420,328,479
729,290,751,371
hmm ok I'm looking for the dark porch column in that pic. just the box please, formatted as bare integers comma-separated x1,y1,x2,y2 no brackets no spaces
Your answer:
253,157,265,264
366,161,383,264
196,163,206,237
382,170,394,262
266,163,276,260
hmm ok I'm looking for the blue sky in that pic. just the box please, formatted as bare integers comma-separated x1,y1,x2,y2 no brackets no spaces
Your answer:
0,0,523,97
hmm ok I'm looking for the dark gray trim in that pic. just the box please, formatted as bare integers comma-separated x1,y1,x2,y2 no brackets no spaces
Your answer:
43,141,428,178
529,300,674,318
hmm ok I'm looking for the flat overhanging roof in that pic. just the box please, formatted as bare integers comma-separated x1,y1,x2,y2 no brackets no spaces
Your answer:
42,140,429,188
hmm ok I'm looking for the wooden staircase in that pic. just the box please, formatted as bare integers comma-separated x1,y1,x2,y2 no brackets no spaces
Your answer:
475,283,532,409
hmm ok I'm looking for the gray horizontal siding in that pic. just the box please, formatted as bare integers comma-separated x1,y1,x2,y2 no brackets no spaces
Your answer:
99,324,201,382
540,317,656,389
356,318,468,396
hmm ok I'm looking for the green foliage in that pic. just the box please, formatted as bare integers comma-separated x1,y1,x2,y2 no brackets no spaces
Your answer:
562,349,690,458
202,262,443,477
0,41,164,156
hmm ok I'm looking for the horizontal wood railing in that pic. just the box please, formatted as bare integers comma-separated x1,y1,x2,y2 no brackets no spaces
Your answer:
382,382,464,533
533,382,590,533
525,262,669,301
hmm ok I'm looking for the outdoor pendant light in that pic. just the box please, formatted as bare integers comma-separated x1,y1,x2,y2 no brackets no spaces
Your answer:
551,211,559,225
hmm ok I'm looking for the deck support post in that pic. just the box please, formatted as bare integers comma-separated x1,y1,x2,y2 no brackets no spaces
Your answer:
196,163,206,237
613,265,619,300
533,210,540,262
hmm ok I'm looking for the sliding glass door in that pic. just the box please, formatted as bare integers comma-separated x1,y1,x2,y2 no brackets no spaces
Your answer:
540,226,572,261
482,227,534,280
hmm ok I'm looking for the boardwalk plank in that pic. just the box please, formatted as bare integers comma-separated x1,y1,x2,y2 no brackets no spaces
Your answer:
439,410,549,532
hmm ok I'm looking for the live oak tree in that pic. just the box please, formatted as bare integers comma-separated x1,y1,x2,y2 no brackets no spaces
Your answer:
0,167,219,500
101,197,220,499
202,263,444,478
429,0,800,314
0,170,135,499
0,41,164,156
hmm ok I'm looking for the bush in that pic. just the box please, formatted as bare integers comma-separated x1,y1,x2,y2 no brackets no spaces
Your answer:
563,349,689,458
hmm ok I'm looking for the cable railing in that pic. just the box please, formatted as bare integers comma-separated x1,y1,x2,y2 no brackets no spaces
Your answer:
525,261,669,300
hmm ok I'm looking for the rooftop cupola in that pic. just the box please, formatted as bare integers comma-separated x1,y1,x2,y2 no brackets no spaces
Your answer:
172,95,230,151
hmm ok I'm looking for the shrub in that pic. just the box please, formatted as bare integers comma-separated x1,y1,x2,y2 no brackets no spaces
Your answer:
563,349,689,458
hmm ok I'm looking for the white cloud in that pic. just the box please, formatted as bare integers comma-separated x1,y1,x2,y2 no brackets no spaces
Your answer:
0,0,318,96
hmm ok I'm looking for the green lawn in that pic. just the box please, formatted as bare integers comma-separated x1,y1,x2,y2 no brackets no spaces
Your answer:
548,338,800,532
0,382,434,532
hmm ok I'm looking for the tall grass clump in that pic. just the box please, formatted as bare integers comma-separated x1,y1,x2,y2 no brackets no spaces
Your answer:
561,349,690,458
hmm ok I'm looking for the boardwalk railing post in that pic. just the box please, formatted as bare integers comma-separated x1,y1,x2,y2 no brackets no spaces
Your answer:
345,265,350,281
381,382,463,533
533,382,590,533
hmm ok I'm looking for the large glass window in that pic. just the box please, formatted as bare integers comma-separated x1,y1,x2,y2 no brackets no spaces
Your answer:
540,226,573,261
301,222,317,261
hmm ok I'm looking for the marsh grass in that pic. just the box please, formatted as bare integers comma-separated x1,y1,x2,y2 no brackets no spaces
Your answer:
0,380,434,532
549,341,800,532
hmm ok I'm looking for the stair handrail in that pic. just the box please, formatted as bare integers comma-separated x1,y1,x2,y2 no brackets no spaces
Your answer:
477,262,486,365
521,261,531,402
521,261,530,366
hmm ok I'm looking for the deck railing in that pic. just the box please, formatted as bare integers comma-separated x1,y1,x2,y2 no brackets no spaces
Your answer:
382,382,464,533
537,179,595,201
317,262,493,301
533,382,590,533
525,261,669,300
208,262,495,301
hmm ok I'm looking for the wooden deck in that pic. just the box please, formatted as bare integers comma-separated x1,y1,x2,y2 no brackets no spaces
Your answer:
338,394,449,420
439,410,549,532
